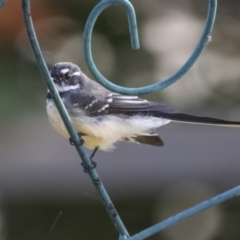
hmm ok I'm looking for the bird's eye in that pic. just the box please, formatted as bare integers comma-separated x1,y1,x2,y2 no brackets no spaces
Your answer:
64,71,71,80
53,78,61,84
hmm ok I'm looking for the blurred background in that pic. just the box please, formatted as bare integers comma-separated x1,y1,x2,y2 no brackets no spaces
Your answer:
0,0,240,239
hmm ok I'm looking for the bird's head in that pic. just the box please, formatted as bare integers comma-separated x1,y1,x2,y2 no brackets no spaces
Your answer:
50,62,82,93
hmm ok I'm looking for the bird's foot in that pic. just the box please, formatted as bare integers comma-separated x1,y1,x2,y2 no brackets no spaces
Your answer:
81,161,97,173
69,137,84,146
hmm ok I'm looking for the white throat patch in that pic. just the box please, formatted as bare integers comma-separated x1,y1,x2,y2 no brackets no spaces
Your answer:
55,82,80,93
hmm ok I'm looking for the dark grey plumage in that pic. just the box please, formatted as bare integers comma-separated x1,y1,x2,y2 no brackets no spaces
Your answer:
47,62,240,151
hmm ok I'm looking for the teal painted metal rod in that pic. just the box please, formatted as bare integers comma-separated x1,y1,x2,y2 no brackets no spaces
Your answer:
21,0,129,237
129,185,240,239
83,0,217,95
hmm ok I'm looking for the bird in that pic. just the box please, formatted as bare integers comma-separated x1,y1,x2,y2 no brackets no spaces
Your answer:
46,62,240,163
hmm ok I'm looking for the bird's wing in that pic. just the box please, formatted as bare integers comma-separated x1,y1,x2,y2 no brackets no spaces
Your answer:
70,92,166,146
70,91,175,115
106,93,240,127
106,93,176,114
106,93,240,126
71,92,240,127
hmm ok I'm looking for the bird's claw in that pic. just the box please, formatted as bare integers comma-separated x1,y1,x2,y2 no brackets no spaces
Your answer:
81,161,97,173
69,138,84,146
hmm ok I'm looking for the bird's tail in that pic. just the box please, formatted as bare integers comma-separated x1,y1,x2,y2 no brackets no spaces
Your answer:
158,112,240,127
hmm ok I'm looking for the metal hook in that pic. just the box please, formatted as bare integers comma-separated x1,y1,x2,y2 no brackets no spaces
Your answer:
84,0,140,49
83,0,217,95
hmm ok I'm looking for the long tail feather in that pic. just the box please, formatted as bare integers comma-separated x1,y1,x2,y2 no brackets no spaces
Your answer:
159,113,240,127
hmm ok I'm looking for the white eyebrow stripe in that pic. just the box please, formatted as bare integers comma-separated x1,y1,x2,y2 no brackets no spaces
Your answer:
72,72,81,76
60,68,69,74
